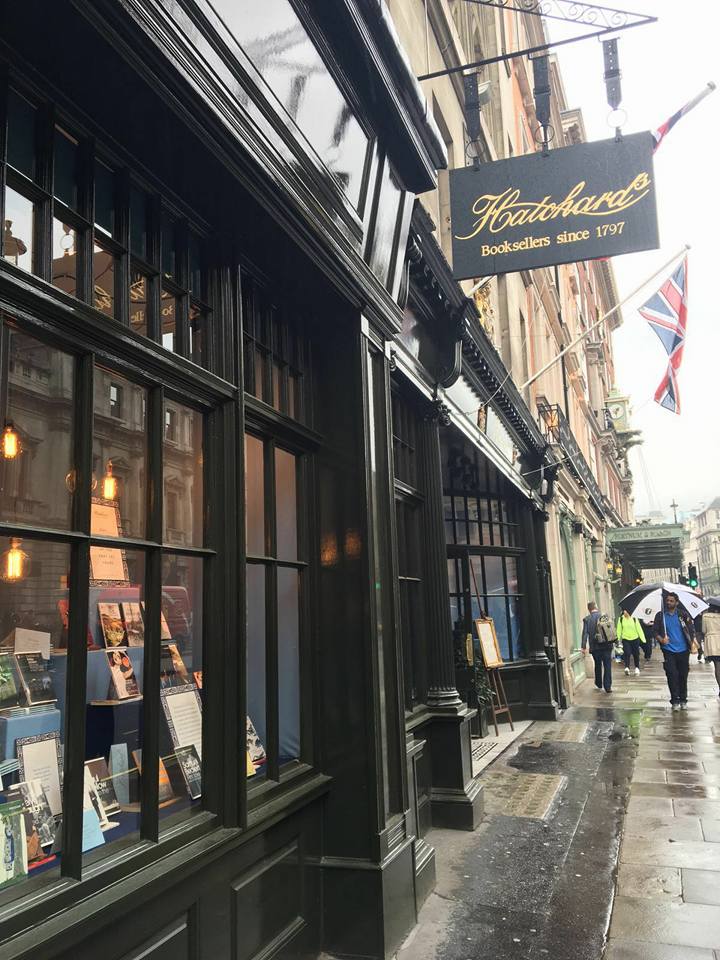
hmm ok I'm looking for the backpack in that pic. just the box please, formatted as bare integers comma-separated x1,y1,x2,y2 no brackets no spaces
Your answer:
595,614,616,647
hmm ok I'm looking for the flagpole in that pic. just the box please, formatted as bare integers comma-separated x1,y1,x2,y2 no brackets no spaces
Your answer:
520,245,690,392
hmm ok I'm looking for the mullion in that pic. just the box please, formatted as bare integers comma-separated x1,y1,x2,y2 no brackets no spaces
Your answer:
61,353,93,880
35,101,54,282
140,384,163,842
0,71,7,253
265,438,279,779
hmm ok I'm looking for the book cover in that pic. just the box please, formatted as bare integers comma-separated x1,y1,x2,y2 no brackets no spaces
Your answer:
0,653,22,710
121,602,144,647
132,750,175,804
138,601,172,640
8,779,56,850
174,745,202,799
105,650,140,700
246,716,267,770
85,757,120,815
98,603,128,648
0,800,28,886
15,653,56,705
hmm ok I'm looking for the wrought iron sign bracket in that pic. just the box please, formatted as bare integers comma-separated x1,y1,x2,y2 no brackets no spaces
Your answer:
416,0,657,82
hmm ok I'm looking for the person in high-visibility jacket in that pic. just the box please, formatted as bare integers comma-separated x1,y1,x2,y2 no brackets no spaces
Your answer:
617,608,646,676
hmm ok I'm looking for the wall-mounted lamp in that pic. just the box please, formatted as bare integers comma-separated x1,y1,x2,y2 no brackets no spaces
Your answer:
102,460,117,501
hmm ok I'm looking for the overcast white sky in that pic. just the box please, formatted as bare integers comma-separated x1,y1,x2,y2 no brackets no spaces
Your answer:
551,1,720,521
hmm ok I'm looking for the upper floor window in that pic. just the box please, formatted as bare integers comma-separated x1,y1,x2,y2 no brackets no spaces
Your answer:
1,87,214,373
210,0,369,208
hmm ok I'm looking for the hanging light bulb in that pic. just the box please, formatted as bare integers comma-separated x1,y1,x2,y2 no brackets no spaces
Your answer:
102,460,117,500
1,423,19,460
2,538,29,582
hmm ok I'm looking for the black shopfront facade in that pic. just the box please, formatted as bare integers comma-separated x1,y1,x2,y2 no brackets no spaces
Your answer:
0,2,461,959
390,206,561,874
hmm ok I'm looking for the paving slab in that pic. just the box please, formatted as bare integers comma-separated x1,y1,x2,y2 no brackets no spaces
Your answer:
681,868,720,905
616,862,681,901
674,799,720,820
701,819,720,842
605,940,715,960
623,813,703,842
609,897,720,950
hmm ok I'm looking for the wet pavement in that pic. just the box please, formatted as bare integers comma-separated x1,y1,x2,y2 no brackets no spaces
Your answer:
396,655,720,960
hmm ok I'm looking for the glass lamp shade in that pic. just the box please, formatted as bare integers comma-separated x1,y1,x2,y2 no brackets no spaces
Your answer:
2,538,29,582
2,423,20,459
102,461,117,500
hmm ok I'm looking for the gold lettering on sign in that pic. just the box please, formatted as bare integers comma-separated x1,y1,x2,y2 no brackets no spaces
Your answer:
456,172,651,240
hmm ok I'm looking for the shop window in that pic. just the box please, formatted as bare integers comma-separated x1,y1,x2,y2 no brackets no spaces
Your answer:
242,276,308,423
163,402,203,549
53,128,79,211
6,89,36,180
109,382,123,419
3,187,34,273
391,388,427,710
245,432,306,786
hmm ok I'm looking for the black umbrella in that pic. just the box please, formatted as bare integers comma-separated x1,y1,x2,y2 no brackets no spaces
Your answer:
619,581,709,620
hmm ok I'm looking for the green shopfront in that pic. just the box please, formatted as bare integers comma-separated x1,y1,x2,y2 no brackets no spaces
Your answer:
0,2,453,958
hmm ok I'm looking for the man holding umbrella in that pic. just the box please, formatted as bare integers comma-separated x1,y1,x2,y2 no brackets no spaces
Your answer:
654,592,696,711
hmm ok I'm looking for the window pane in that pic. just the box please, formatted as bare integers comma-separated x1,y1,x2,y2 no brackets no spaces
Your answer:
3,188,34,272
188,234,202,296
275,448,297,561
161,212,175,279
277,567,300,764
160,289,177,353
483,556,505,596
0,539,70,905
159,553,203,830
485,596,510,660
94,162,115,236
93,243,115,317
92,370,147,540
189,304,206,368
7,90,36,180
245,436,265,556
52,219,77,298
163,402,203,548
130,187,148,260
0,329,74,529
246,563,267,782
54,128,79,209
84,551,145,867
130,270,149,337
509,595,524,658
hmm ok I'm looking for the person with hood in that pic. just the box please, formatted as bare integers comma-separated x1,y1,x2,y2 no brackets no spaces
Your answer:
654,591,696,711
582,601,612,693
617,607,646,675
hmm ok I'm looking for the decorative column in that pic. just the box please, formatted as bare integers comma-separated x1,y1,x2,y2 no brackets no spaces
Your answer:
521,504,559,719
417,401,483,830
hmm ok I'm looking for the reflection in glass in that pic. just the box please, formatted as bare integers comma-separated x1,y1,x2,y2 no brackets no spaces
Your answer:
161,212,175,279
7,90,36,180
189,304,206,368
246,563,266,782
0,539,70,904
245,436,265,556
369,160,402,286
188,234,202,296
54,128,78,209
94,163,115,236
84,551,145,867
277,567,300,763
3,188,34,272
163,402,203,547
275,448,297,561
159,553,203,829
130,187,148,260
485,596,510,660
92,369,147,540
483,556,505,596
213,0,369,206
130,270,149,336
52,219,77,298
160,289,177,352
93,243,115,317
0,329,74,529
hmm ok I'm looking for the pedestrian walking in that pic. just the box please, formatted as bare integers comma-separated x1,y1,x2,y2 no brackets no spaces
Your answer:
641,619,654,659
654,591,696,711
617,608,645,675
582,601,613,693
700,601,720,697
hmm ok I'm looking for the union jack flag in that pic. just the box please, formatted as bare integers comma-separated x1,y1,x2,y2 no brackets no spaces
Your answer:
638,258,689,415
653,83,716,153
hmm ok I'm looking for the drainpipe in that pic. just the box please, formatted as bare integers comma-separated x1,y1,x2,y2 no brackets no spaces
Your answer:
554,266,571,425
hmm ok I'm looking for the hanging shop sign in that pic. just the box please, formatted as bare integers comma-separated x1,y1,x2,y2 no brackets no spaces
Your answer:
450,132,659,280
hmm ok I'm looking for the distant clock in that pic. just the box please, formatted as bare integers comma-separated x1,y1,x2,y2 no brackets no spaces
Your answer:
607,403,624,421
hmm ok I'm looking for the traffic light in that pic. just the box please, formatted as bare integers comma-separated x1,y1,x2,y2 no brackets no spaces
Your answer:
679,574,688,586
688,564,698,589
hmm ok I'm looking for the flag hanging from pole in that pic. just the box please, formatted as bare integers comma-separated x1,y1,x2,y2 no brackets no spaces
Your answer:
653,82,716,153
638,258,689,415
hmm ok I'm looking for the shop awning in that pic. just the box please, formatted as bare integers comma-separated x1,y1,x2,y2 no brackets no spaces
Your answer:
606,524,685,571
